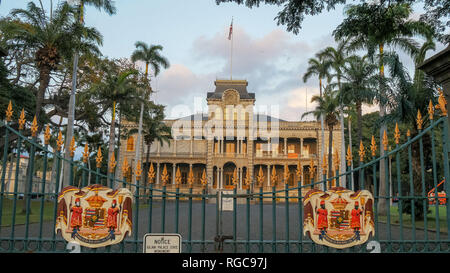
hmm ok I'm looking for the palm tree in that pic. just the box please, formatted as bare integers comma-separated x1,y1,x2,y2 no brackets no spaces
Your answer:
303,55,332,175
318,39,350,178
333,2,432,215
302,88,340,176
1,1,102,126
340,55,378,146
123,104,172,186
130,42,170,174
90,62,140,183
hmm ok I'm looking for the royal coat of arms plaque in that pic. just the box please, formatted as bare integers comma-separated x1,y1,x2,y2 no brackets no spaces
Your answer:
55,184,133,248
303,187,375,249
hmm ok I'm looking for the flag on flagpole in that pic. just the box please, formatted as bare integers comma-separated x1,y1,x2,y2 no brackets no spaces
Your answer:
228,19,233,40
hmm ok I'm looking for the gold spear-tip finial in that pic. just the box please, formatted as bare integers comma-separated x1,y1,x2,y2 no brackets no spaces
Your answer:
256,166,265,188
148,163,155,184
109,152,117,173
30,115,38,137
175,166,182,188
333,148,339,171
121,157,129,178
284,164,290,183
188,166,195,188
135,160,142,179
394,123,401,145
370,135,377,156
200,168,208,189
161,164,169,186
271,165,278,187
428,100,434,120
82,143,89,163
346,145,353,167
382,130,388,151
416,109,423,130
18,109,25,130
244,169,251,187
69,137,76,157
44,124,51,145
359,140,365,162
96,146,103,168
5,101,13,122
56,130,64,151
436,88,447,117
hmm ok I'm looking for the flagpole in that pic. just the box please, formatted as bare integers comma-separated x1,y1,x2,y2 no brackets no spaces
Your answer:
230,17,233,81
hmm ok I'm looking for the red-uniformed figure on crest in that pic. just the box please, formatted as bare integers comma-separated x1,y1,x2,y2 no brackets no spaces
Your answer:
70,198,83,238
351,201,362,240
106,199,120,240
317,200,328,240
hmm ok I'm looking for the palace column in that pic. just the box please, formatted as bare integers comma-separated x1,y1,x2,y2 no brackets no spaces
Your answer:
156,162,160,185
300,138,303,158
216,167,220,188
284,137,287,156
172,163,176,185
267,165,271,188
239,167,243,190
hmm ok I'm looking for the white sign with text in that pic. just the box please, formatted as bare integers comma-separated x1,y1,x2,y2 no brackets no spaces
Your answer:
143,233,182,253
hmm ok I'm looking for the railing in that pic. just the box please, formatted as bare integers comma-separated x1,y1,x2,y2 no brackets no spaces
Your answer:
0,94,449,253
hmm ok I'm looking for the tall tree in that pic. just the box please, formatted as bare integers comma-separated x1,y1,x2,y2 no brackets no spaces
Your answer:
318,39,350,178
130,42,170,177
333,2,432,215
89,60,140,187
340,55,378,147
1,1,102,126
302,88,340,176
303,54,331,177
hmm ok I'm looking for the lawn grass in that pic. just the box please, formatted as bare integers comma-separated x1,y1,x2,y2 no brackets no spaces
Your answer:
0,198,57,227
377,205,449,233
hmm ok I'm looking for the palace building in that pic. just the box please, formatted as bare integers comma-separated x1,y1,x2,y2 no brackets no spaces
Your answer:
118,79,342,194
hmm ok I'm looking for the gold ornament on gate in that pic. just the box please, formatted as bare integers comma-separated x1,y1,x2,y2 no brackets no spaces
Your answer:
135,160,142,179
428,100,434,120
18,109,26,130
346,145,353,167
270,166,277,187
56,131,64,151
416,110,423,130
147,163,155,184
359,141,365,162
161,164,169,186
5,101,13,122
96,147,103,168
394,123,401,145
82,143,89,163
200,168,208,189
188,167,195,188
256,166,265,188
436,89,447,117
175,166,181,188
31,115,38,137
44,124,51,145
370,135,377,156
69,137,76,157
109,153,117,173
382,130,388,151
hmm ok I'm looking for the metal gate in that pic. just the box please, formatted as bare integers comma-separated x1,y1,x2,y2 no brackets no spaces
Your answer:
0,96,450,253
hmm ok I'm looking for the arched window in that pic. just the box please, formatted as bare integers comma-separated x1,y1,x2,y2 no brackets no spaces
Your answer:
127,136,135,151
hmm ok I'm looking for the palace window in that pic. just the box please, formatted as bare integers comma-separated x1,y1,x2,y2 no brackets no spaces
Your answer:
127,136,135,151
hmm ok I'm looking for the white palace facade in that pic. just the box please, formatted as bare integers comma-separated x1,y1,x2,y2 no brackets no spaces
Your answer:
118,79,342,194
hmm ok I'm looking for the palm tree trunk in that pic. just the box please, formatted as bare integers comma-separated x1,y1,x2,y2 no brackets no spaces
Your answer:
356,101,363,151
319,78,325,176
134,63,148,186
143,143,151,186
338,78,346,186
328,125,333,177
108,101,117,187
378,43,388,216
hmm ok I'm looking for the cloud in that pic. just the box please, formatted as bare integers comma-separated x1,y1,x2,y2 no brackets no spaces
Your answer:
153,26,355,121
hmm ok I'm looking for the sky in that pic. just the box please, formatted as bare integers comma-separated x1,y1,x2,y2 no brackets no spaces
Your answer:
0,0,446,121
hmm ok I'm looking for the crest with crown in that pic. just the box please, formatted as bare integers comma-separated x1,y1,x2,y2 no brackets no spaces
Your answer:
330,195,349,210
85,192,107,208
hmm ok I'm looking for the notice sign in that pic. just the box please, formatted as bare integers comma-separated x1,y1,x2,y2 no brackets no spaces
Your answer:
221,191,234,211
143,233,182,253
